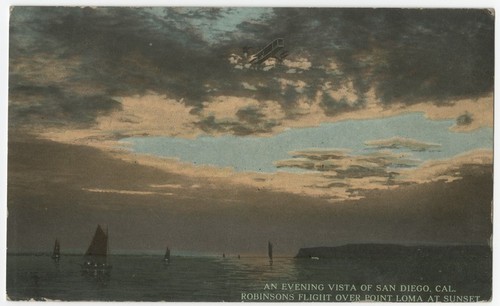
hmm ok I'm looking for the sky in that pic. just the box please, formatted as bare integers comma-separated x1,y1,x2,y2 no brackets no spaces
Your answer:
123,113,492,173
9,8,493,129
6,7,494,255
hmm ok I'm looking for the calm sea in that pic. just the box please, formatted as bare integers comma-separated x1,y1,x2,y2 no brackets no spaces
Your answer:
7,253,491,302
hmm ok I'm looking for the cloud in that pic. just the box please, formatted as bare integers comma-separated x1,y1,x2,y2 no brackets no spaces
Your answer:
283,57,312,70
291,9,491,103
236,107,265,124
150,184,183,189
276,149,418,176
195,95,284,135
288,149,351,161
82,187,173,196
370,10,494,105
398,149,493,184
36,120,493,203
365,137,441,152
9,7,237,121
406,95,493,132
456,112,473,126
320,91,363,116
116,145,491,202
8,134,492,254
325,80,359,106
39,93,200,144
10,7,493,137
271,147,491,200
241,82,257,91
9,84,121,127
200,96,260,120
275,78,308,93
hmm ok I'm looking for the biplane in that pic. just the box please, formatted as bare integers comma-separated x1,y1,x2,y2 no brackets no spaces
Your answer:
245,38,289,65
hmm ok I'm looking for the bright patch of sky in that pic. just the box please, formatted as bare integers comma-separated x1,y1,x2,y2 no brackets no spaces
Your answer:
177,8,273,44
121,113,492,173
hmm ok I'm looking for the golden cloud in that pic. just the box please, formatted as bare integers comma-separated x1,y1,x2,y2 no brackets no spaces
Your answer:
283,57,312,70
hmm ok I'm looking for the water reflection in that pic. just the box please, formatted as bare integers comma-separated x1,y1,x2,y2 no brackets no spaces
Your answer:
6,253,491,301
28,272,42,300
80,267,111,287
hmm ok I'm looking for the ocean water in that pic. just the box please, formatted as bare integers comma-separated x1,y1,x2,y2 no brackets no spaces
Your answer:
7,253,491,302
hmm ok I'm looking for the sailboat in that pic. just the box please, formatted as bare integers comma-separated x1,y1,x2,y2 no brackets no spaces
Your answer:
268,241,273,264
81,225,111,273
163,246,171,263
52,239,60,262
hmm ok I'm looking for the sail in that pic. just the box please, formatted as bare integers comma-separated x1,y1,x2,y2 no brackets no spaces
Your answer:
54,239,60,254
52,239,60,259
85,225,108,257
164,247,170,261
268,241,273,260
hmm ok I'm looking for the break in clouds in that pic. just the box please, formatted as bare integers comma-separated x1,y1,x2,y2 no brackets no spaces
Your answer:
9,7,494,134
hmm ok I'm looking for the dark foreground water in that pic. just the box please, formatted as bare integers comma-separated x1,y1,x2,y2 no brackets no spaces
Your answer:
7,252,491,302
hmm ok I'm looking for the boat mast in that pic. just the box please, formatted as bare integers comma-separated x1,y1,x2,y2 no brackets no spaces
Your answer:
52,238,60,260
106,225,109,263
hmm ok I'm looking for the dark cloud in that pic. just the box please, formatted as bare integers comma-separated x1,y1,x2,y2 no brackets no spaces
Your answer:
365,137,441,152
276,149,418,177
268,8,493,104
334,166,392,179
9,7,494,130
9,7,232,126
208,8,493,123
457,112,474,126
372,10,494,104
195,112,278,136
320,93,362,116
236,21,270,35
280,85,299,110
9,85,121,127
171,7,224,20
235,106,265,124
275,148,424,198
290,149,349,161
196,115,225,133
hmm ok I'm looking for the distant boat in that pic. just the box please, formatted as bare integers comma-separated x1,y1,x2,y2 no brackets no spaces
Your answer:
164,246,171,263
81,225,111,274
268,241,273,262
52,239,60,262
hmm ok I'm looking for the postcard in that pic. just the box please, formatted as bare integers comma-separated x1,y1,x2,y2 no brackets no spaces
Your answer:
6,7,493,302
